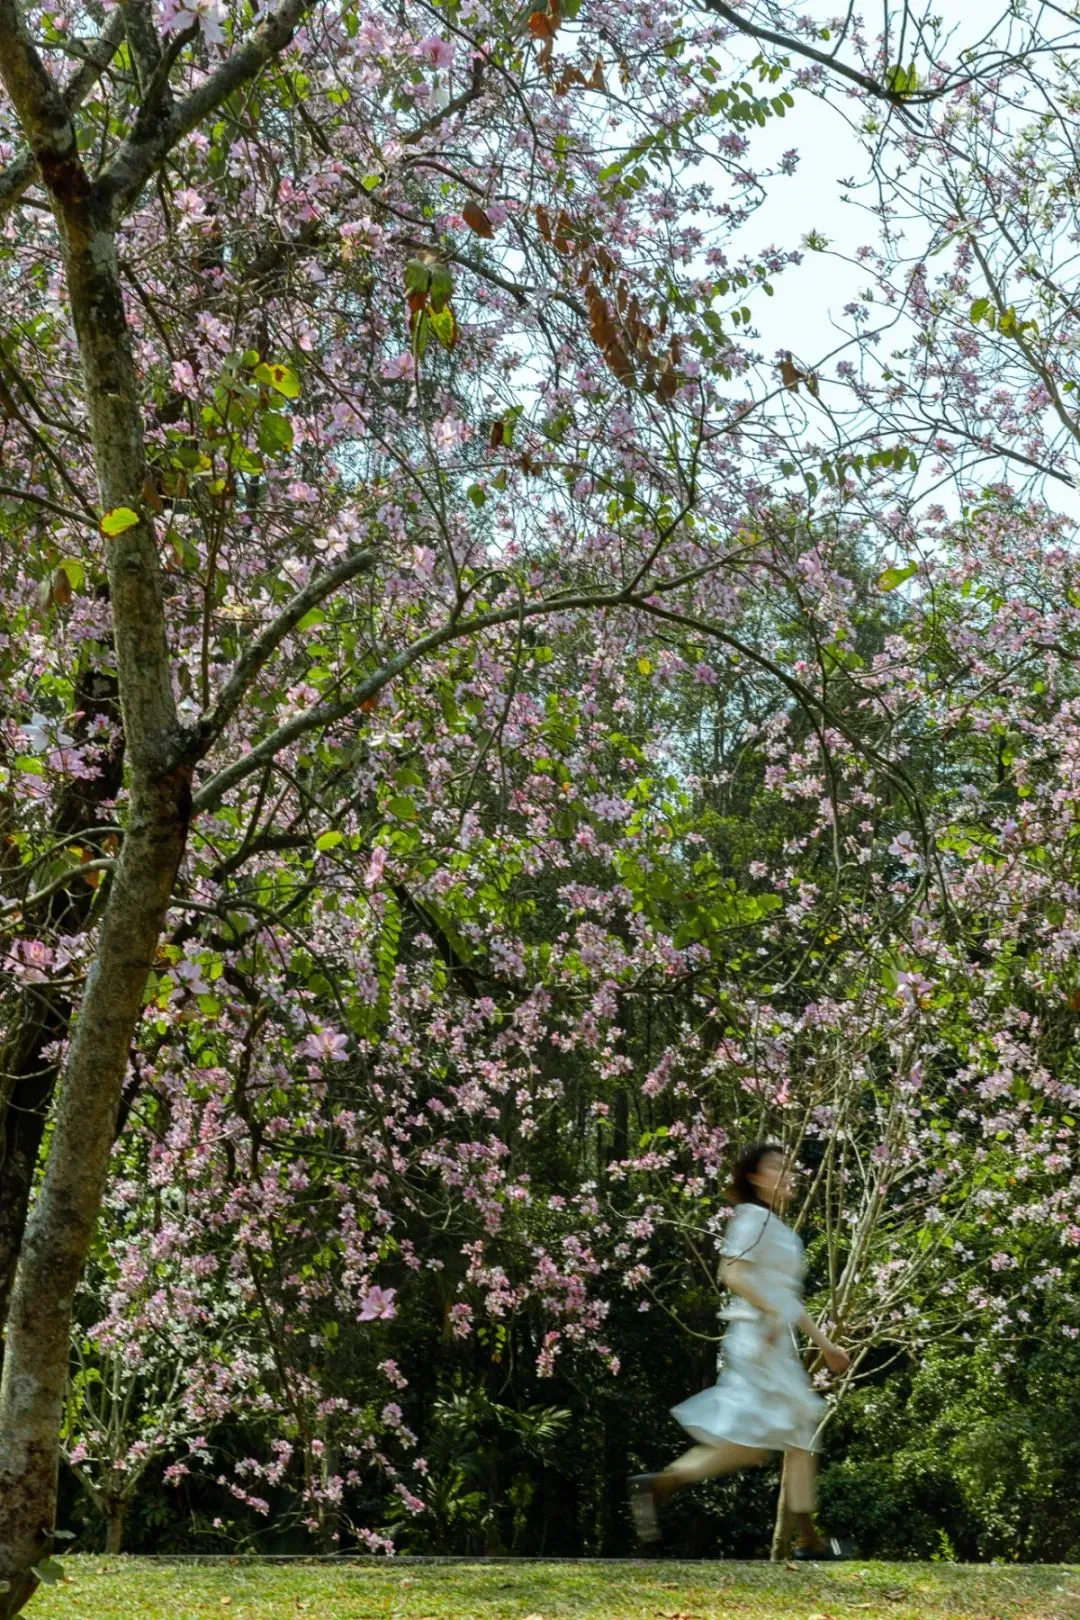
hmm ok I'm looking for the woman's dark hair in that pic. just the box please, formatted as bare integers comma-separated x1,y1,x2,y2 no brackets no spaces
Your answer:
727,1141,785,1206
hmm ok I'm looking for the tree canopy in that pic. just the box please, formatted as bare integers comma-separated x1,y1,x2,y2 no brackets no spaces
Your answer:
3,0,1080,1603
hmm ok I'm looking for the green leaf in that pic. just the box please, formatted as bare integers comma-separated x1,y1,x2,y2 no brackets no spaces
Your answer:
15,755,44,774
429,264,454,311
33,1559,65,1587
57,558,85,592
404,259,432,295
254,362,301,399
467,483,487,508
970,296,991,324
100,506,139,537
877,561,918,592
258,411,294,455
361,172,383,191
388,795,417,821
430,305,457,350
885,62,919,94
315,830,344,851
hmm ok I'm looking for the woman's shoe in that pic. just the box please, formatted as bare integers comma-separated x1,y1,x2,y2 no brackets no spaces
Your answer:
792,1536,851,1561
628,1474,662,1544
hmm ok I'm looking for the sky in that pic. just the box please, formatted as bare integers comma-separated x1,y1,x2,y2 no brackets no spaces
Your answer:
716,0,1080,528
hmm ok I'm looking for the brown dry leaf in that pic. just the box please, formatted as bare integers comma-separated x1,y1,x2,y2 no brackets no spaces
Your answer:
462,200,495,238
536,204,553,241
589,57,606,89
141,474,165,514
52,565,73,607
779,357,803,390
658,367,679,403
805,371,821,399
604,340,633,381
555,65,586,93
528,9,554,36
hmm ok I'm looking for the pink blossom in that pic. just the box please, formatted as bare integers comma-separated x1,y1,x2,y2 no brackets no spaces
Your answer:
358,1286,397,1322
299,1028,350,1062
416,34,455,69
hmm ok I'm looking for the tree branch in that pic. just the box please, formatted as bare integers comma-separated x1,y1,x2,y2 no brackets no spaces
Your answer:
190,564,926,819
0,11,124,216
189,589,631,815
0,0,88,205
401,53,486,146
193,548,377,756
100,0,314,220
699,0,926,114
120,0,166,97
0,484,95,526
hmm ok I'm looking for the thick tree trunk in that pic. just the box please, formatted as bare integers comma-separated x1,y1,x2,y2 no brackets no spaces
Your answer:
0,766,190,1613
104,1500,127,1557
0,115,188,1620
0,1,309,1605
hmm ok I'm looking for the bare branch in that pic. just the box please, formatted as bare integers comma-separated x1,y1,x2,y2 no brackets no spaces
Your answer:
700,0,924,113
101,0,315,220
194,548,377,755
0,860,114,922
0,12,124,216
0,485,95,526
0,0,84,199
120,0,166,97
190,567,927,820
401,53,486,146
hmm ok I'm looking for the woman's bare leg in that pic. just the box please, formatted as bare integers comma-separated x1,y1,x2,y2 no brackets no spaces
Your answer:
784,1448,824,1552
629,1441,769,1543
655,1440,769,1499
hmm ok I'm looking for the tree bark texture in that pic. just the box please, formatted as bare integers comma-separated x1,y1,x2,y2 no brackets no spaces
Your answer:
0,12,190,1610
0,0,317,1595
103,1501,127,1557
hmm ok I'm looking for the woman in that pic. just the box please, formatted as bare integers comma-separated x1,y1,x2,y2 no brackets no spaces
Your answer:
628,1142,851,1559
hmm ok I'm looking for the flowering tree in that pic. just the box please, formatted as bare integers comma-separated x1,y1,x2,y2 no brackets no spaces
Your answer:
0,0,856,1599
4,0,1080,1599
57,527,1080,1558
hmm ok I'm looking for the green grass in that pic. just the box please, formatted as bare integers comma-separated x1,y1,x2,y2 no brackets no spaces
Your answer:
26,1557,1080,1620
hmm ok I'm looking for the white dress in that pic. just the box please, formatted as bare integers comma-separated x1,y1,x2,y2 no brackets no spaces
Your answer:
670,1201,826,1454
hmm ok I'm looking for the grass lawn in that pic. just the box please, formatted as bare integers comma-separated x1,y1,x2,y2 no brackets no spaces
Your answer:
25,1557,1080,1620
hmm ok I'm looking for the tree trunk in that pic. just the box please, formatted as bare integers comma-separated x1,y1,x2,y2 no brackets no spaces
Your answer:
104,1499,127,1557
0,55,189,1611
